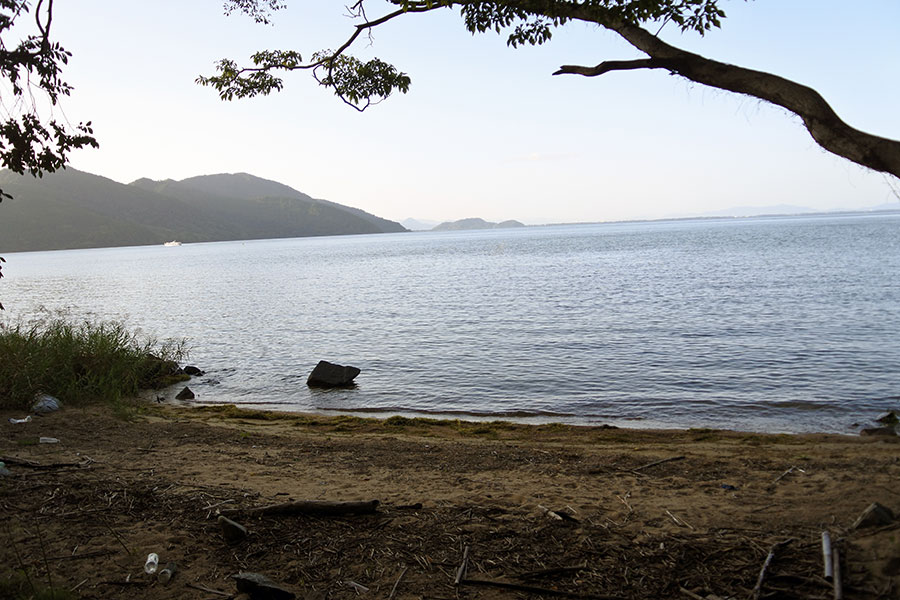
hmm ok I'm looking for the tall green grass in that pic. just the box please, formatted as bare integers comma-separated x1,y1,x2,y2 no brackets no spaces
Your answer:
0,318,186,410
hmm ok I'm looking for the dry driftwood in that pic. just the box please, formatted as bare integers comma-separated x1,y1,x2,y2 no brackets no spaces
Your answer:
221,499,379,517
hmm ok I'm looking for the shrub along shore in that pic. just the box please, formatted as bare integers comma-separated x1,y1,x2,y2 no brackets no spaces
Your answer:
0,318,187,411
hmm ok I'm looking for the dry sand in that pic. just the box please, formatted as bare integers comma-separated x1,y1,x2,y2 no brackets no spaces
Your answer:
1,403,898,599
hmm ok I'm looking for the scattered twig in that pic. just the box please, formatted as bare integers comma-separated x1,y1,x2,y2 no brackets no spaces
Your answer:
752,539,793,599
454,545,469,585
461,577,623,599
99,517,132,556
69,578,88,592
47,549,116,561
774,466,805,483
388,565,407,599
346,580,369,594
679,587,705,600
633,455,685,472
518,564,587,580
185,582,230,596
221,499,379,517
203,498,236,511
665,510,695,530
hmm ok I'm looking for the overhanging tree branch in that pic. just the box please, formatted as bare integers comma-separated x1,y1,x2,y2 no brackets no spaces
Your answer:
552,14,900,179
206,0,900,179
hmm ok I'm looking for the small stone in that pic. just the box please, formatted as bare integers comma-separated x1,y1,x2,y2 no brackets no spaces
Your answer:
184,365,204,376
852,502,895,530
218,515,248,544
306,360,360,388
175,386,195,400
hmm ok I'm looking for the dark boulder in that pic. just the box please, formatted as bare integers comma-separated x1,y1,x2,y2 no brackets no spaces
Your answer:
184,365,205,376
175,386,195,400
306,360,360,388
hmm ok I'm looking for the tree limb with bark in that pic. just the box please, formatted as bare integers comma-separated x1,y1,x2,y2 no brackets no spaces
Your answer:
201,0,900,179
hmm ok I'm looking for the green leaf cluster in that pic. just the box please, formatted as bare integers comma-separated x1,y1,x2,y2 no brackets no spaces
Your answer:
205,0,729,111
312,51,411,111
0,1,99,198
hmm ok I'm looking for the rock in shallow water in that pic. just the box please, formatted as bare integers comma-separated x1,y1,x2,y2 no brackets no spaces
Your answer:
306,360,360,388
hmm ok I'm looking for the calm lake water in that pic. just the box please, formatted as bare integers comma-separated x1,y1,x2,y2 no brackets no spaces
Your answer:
3,213,899,433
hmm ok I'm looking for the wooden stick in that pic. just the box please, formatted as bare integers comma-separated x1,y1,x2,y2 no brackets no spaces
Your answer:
221,499,379,517
454,545,469,585
185,582,230,597
752,539,792,600
832,547,843,600
388,566,407,599
679,588,705,600
633,455,685,472
822,531,833,580
461,577,624,599
518,564,587,580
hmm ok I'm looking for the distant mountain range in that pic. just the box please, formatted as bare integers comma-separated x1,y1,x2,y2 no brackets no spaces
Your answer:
432,217,526,231
0,169,405,253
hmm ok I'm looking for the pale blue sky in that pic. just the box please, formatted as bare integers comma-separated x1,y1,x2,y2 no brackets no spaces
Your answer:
51,1,900,224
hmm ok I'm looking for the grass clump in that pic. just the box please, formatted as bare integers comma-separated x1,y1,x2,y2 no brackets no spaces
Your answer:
0,318,186,411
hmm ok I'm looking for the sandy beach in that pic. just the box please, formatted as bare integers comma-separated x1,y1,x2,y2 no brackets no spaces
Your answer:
1,403,898,599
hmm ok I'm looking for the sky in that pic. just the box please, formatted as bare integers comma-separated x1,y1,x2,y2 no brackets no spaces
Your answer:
35,1,900,224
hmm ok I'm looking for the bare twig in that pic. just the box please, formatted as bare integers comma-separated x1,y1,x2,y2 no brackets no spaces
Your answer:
633,455,685,472
186,582,230,596
461,577,624,599
454,545,469,585
221,499,379,517
388,565,407,599
752,539,793,599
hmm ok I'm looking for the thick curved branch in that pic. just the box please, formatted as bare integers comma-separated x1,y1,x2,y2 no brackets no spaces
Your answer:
557,12,900,178
553,58,665,77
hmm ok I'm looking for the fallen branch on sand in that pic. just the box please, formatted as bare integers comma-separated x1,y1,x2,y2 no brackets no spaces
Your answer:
221,499,379,517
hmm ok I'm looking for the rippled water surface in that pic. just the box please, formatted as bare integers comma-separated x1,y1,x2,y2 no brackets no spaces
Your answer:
4,214,899,433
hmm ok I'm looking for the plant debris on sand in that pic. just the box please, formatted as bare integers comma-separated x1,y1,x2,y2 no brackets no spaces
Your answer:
1,404,898,599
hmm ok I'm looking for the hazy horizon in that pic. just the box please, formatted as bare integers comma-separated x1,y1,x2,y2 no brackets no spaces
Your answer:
43,1,900,224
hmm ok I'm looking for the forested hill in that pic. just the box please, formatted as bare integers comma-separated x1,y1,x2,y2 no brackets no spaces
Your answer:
0,169,406,252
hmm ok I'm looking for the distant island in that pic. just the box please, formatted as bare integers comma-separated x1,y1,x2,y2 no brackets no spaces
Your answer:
0,169,406,253
432,217,525,232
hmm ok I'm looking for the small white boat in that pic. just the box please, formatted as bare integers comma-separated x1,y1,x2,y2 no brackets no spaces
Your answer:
163,240,182,247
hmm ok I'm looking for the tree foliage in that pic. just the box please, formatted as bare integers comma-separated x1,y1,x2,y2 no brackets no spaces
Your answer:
0,0,99,308
0,0,98,192
202,0,900,179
